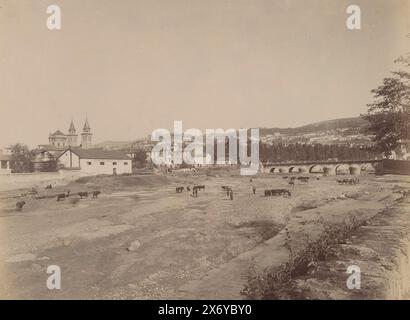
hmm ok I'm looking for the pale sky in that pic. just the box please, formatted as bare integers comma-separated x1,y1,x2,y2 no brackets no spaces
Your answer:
1,0,410,148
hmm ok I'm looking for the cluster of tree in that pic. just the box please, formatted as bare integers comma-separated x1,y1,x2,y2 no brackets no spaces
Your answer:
259,142,378,163
8,144,58,173
9,143,33,173
362,53,410,156
131,149,149,168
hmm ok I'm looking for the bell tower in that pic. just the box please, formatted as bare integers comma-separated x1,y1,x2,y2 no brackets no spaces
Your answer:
67,120,78,147
81,117,92,149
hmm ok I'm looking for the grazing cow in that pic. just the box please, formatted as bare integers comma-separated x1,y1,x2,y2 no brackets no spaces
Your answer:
198,185,205,191
176,187,184,193
266,189,291,197
337,178,359,185
281,189,291,197
192,186,199,198
288,181,295,187
78,192,89,199
92,191,101,198
45,184,52,189
57,193,66,201
299,177,309,183
15,201,26,211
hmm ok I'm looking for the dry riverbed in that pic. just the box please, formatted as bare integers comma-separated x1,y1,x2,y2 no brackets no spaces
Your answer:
0,170,409,299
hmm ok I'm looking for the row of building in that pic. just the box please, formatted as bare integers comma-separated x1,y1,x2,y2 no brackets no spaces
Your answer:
1,118,133,175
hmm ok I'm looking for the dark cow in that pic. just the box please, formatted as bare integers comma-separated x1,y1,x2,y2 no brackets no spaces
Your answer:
197,185,205,191
192,186,199,198
288,181,295,187
176,187,184,193
57,193,66,201
15,201,26,211
45,184,53,189
281,189,291,197
298,177,309,183
78,192,89,199
266,189,291,197
338,177,359,185
92,191,101,198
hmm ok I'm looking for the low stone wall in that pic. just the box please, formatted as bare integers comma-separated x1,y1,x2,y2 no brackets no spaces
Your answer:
0,170,85,192
379,159,410,175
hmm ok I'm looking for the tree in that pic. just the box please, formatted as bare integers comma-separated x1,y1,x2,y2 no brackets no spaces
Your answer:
362,54,410,156
132,149,148,168
9,143,32,173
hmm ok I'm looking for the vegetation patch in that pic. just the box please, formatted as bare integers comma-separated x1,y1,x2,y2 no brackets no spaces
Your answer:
241,217,367,299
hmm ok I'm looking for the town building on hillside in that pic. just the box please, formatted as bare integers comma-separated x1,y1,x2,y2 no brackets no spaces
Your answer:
48,117,93,149
56,148,132,175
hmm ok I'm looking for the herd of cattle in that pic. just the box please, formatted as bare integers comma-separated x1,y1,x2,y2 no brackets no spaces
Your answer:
176,185,206,198
15,174,362,211
15,184,102,211
174,174,360,200
337,177,360,185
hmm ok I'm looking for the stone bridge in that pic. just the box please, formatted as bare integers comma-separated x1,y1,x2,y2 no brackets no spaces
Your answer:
262,159,382,175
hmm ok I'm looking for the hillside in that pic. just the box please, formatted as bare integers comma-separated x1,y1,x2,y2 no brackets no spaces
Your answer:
259,117,367,136
95,117,373,150
259,117,372,146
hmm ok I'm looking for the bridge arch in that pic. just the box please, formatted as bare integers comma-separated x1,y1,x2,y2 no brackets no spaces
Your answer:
349,164,361,175
309,164,324,174
335,164,350,175
361,163,375,174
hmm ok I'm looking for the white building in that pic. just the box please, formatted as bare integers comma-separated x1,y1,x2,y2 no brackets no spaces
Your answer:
56,148,132,175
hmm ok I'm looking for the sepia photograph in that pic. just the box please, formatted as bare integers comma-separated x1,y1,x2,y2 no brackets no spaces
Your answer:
1,0,410,309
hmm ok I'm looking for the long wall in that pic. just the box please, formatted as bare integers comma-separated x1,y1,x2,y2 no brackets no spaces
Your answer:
379,159,410,175
0,170,84,192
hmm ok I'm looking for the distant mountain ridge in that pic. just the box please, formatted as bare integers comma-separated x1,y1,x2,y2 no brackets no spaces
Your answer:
95,116,371,149
259,117,367,136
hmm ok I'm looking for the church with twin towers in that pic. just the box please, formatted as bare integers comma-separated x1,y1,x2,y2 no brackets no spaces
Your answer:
48,117,93,149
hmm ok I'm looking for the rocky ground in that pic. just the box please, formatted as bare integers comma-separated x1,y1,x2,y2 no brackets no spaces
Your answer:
0,169,408,299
